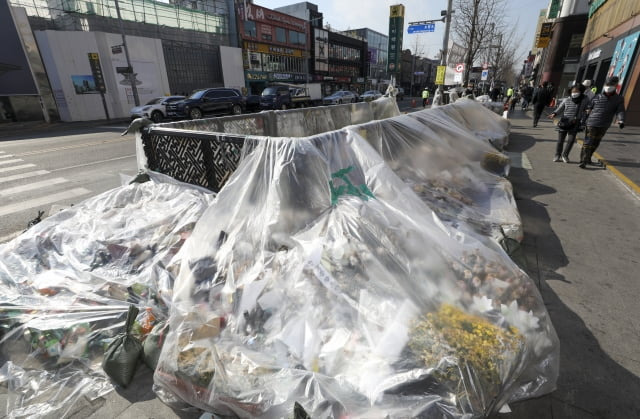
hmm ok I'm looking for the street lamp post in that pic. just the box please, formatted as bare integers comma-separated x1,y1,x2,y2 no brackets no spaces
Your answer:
115,0,140,107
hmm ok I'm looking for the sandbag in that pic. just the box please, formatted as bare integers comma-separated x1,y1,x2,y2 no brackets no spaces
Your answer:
102,305,142,387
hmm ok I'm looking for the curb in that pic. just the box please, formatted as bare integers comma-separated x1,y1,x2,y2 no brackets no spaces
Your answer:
576,138,640,198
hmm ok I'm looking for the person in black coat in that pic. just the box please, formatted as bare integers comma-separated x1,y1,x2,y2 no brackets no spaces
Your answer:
578,76,625,168
532,81,552,127
521,83,534,111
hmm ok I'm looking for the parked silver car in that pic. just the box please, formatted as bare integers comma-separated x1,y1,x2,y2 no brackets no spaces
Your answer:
361,90,383,102
129,96,185,122
322,90,357,105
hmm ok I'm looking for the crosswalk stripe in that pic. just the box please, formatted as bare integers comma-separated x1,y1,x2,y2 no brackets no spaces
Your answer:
0,159,23,166
0,177,69,197
0,154,14,159
0,164,36,174
0,170,50,184
0,187,91,217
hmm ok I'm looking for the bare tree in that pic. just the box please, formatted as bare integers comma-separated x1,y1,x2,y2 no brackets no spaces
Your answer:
480,24,524,87
452,0,509,85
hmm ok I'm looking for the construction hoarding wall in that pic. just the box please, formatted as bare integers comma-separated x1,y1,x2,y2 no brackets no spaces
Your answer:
0,1,38,96
35,30,170,121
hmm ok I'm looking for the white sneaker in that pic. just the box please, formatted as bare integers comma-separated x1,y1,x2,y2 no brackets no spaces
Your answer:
553,156,560,162
562,156,569,163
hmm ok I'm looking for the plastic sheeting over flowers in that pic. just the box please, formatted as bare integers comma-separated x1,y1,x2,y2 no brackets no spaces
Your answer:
1,99,557,418
153,128,559,417
0,174,214,418
352,110,520,243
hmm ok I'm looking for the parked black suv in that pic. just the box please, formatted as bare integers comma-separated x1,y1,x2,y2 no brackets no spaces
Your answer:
166,88,245,119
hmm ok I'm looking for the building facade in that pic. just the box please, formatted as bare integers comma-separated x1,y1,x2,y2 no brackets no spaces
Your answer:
536,0,589,97
321,31,367,94
2,0,238,122
577,0,640,124
343,28,388,90
236,2,310,95
275,2,368,95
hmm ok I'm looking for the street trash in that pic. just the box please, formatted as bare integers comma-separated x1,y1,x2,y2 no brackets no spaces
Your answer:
102,305,143,387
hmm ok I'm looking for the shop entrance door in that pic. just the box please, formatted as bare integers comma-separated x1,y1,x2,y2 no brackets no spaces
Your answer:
594,59,612,92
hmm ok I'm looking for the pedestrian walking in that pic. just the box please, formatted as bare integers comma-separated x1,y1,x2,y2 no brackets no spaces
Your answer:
490,86,500,102
582,79,595,101
579,76,625,168
548,84,589,163
509,90,519,111
532,81,553,127
521,82,534,110
463,84,475,99
421,87,430,108
505,86,514,104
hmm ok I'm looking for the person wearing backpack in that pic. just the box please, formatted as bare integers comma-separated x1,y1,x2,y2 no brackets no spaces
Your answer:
548,84,589,163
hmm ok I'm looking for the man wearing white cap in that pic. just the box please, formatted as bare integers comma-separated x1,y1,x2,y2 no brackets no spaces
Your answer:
582,80,595,101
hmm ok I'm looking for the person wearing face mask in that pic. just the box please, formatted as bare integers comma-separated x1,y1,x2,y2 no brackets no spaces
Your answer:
548,84,589,163
578,76,625,168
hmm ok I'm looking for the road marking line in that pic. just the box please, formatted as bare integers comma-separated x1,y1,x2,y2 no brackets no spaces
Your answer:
0,154,14,159
0,177,69,197
505,151,533,170
0,159,23,166
0,170,50,184
0,187,91,217
50,154,136,172
0,164,36,174
576,138,640,195
16,137,131,156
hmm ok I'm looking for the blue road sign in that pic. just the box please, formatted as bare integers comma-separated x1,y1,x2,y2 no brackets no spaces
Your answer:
408,23,435,34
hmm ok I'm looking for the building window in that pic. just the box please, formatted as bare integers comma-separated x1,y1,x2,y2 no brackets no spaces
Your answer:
263,53,304,74
276,27,286,43
244,21,257,38
289,30,305,46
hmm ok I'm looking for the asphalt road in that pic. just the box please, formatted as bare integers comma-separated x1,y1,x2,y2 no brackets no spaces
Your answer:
0,100,423,243
0,123,138,242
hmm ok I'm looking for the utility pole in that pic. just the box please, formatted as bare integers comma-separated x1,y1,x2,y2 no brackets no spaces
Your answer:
435,0,453,100
408,3,452,93
441,0,453,70
115,0,140,107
